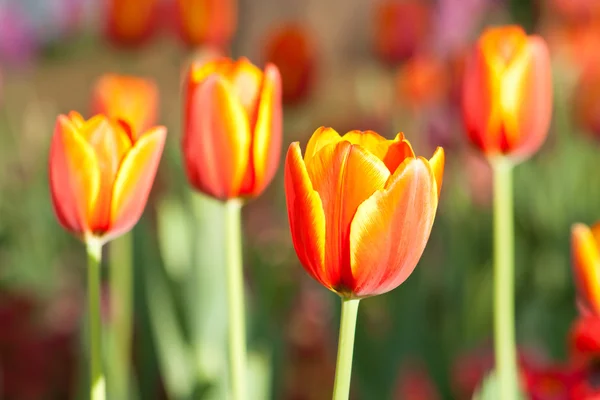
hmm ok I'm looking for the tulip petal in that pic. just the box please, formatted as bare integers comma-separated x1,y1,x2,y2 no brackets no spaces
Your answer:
382,138,415,174
240,63,282,197
306,141,390,294
428,147,445,198
109,127,166,240
572,224,600,315
304,126,342,165
184,75,251,199
508,36,552,160
349,158,437,297
49,116,101,236
230,58,264,118
341,130,388,156
284,143,328,287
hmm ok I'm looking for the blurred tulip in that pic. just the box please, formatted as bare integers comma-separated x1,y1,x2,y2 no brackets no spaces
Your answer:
522,363,581,400
571,223,600,315
373,0,431,65
105,0,159,47
91,74,159,136
183,57,282,200
0,3,38,65
570,316,600,364
395,54,449,110
548,0,600,22
284,127,444,298
394,362,441,400
462,26,553,162
573,64,600,139
174,0,236,49
49,112,166,243
263,23,316,105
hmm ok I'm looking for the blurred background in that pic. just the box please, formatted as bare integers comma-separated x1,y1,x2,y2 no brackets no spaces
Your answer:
1,0,599,398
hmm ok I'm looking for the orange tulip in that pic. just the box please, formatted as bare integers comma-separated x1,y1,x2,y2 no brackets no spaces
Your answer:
462,26,552,162
571,223,600,316
49,112,166,243
183,57,282,200
395,54,449,110
175,0,237,48
105,0,159,46
573,62,600,139
263,23,315,105
284,127,444,298
91,74,159,136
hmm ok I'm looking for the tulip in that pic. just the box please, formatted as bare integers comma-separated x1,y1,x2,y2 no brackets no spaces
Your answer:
571,223,600,316
373,0,431,65
462,25,552,162
395,54,448,110
263,23,315,105
574,63,600,139
91,74,159,136
285,127,443,298
183,57,282,201
49,111,166,243
105,0,159,46
285,127,443,399
174,0,237,49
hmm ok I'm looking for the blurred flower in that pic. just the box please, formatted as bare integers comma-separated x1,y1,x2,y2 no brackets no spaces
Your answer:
49,112,166,243
570,316,600,365
547,0,600,23
571,223,600,316
183,57,282,200
544,23,600,72
395,54,449,110
393,361,441,400
462,26,553,162
522,362,582,400
433,0,492,55
105,0,159,47
373,0,431,65
573,63,600,139
0,3,38,65
0,291,79,400
91,74,159,136
284,127,444,298
263,23,316,105
174,0,237,49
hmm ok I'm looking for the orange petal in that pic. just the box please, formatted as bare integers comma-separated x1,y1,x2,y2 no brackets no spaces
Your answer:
183,75,251,200
428,147,445,198
68,111,85,128
189,58,233,84
229,58,264,118
239,63,282,197
303,127,342,165
506,36,552,161
49,115,101,237
306,141,390,294
284,143,328,287
340,130,388,156
109,127,167,240
572,224,600,315
381,138,415,173
349,157,438,297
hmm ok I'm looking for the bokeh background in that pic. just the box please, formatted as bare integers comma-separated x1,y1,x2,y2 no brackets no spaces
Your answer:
1,0,599,398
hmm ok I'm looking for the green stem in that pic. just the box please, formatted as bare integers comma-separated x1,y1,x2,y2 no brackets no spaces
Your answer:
492,159,518,399
108,232,133,399
332,298,360,400
225,199,247,400
87,239,106,400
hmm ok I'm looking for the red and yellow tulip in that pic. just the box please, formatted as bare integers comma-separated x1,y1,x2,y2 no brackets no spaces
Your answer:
183,57,282,200
284,127,444,298
49,112,166,243
174,0,237,48
105,0,159,46
91,74,159,136
571,223,600,316
263,23,315,105
462,26,552,162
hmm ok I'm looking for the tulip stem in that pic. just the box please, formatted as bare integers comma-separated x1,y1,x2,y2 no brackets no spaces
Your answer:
87,239,106,400
332,298,360,400
492,159,518,399
225,199,247,400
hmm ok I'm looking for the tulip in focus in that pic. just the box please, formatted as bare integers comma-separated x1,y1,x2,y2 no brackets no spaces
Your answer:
105,0,159,46
174,0,236,49
462,26,553,162
91,74,159,136
264,23,315,105
49,112,166,243
284,127,444,298
183,57,282,200
373,0,431,65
